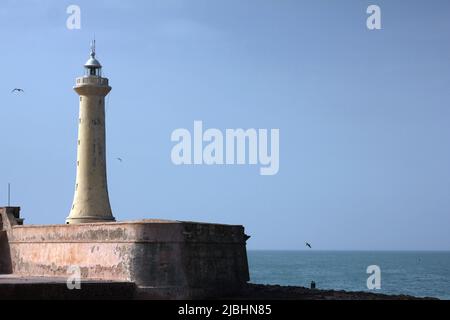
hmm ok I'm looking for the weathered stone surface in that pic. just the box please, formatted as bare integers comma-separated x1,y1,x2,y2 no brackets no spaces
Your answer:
1,207,250,299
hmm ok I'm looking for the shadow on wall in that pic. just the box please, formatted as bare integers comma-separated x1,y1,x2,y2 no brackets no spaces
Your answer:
0,220,13,274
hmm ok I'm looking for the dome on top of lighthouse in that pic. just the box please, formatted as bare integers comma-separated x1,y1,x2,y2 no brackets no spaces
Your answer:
85,55,101,68
84,40,102,69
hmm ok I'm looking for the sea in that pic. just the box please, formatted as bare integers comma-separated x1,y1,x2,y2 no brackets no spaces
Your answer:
247,250,450,300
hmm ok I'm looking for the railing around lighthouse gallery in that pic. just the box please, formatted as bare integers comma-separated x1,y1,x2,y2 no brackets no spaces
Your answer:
76,76,109,86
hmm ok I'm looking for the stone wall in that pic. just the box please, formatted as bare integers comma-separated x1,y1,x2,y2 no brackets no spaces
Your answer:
0,208,249,298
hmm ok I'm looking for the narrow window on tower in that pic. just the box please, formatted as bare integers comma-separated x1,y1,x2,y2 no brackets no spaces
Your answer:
80,97,82,101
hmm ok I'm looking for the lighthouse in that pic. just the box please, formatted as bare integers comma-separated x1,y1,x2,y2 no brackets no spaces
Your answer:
66,41,115,224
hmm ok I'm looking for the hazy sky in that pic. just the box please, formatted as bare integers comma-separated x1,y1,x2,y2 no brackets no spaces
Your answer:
1,0,449,250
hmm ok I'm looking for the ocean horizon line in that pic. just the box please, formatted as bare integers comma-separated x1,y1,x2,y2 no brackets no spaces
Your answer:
247,249,450,252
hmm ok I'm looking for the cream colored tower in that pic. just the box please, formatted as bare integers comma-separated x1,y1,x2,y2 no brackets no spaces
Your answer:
66,41,115,224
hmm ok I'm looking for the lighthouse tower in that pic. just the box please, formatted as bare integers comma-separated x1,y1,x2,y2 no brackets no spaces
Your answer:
66,41,115,224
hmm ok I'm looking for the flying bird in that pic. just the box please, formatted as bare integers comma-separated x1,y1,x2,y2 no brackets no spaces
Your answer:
305,242,312,249
11,88,25,93
116,157,123,162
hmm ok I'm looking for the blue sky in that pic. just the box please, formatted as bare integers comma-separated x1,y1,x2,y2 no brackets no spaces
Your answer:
1,0,450,250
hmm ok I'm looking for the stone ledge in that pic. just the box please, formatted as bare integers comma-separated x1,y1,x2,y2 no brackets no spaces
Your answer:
0,275,136,300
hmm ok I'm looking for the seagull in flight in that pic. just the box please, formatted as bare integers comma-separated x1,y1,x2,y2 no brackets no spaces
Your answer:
305,242,312,249
11,88,25,93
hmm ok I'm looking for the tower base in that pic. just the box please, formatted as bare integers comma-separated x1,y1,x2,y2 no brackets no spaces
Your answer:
65,216,116,224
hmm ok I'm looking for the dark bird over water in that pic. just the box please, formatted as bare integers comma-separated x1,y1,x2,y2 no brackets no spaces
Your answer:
305,242,312,249
11,88,25,93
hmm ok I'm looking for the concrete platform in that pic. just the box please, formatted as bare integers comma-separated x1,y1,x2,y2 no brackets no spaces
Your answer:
1,207,250,299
